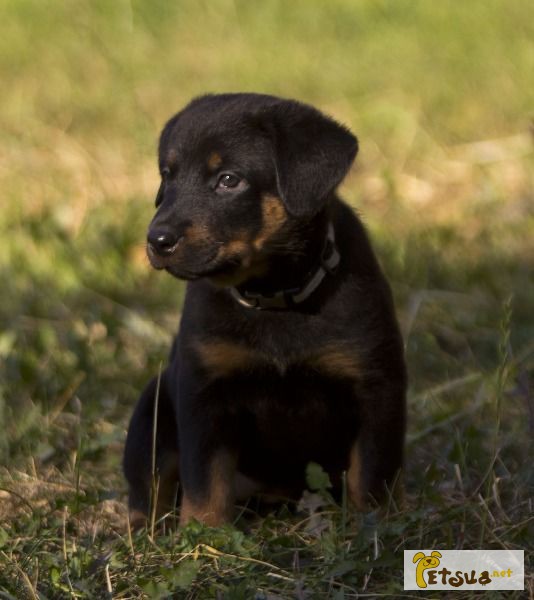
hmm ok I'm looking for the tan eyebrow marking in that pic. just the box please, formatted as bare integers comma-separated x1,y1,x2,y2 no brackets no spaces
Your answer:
165,148,178,168
207,152,223,171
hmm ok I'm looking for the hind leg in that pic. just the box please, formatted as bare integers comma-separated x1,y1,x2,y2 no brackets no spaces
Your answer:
123,370,179,528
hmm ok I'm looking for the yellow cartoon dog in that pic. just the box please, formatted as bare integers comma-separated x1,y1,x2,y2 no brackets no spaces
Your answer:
413,551,442,588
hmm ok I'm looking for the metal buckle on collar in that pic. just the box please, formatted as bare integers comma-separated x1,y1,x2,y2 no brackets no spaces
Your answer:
320,224,340,275
230,288,260,309
230,287,291,310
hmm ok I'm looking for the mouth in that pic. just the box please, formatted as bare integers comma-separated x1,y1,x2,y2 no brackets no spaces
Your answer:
147,240,260,284
147,241,224,273
164,256,242,281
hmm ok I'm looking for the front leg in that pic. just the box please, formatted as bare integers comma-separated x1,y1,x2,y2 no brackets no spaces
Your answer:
123,371,180,528
177,360,238,527
306,338,406,510
347,381,406,510
180,445,237,526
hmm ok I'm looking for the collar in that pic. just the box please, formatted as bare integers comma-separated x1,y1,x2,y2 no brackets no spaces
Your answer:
229,223,340,310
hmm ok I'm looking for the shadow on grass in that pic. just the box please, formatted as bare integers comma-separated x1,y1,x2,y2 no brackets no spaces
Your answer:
1,202,532,598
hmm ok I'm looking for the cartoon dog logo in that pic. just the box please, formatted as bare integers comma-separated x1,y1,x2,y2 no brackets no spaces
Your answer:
413,551,442,588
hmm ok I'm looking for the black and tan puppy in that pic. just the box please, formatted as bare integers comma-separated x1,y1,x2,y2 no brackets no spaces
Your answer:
123,93,406,527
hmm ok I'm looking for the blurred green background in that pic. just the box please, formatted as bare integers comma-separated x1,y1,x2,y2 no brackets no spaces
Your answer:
2,0,533,479
2,0,534,478
0,1,533,595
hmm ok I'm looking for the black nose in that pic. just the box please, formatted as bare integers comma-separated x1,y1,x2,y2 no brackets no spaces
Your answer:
147,228,181,256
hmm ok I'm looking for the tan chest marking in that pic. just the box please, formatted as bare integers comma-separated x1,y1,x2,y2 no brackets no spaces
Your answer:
195,339,362,382
306,344,362,380
195,339,268,378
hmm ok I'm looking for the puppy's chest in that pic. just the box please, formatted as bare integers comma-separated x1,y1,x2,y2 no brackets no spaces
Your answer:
193,336,362,384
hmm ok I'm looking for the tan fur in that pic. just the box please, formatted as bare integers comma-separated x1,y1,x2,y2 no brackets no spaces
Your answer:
196,340,362,381
195,339,264,378
184,224,211,243
347,439,367,510
220,237,250,259
208,195,286,285
207,151,223,170
180,450,236,526
307,345,362,380
211,232,268,286
209,261,269,287
166,148,178,168
253,194,287,250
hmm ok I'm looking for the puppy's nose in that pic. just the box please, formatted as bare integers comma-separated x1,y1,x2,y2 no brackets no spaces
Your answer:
147,228,181,256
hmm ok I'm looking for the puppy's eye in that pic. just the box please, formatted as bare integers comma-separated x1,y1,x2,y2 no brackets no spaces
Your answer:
161,166,171,179
217,173,241,189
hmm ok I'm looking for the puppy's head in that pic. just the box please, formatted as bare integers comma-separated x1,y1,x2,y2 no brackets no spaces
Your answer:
147,93,357,285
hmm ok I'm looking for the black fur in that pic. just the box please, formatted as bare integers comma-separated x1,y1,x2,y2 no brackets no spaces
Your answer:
123,93,406,527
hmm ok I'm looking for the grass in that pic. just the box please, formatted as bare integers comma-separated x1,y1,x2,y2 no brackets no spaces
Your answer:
1,0,533,597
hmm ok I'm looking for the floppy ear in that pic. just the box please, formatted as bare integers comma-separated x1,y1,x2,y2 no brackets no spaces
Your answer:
412,552,425,564
431,551,442,559
259,101,358,218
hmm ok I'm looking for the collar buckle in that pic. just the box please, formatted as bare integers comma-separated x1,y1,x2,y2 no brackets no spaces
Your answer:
320,227,340,276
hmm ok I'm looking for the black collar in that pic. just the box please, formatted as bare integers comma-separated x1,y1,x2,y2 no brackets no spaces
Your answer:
229,223,340,310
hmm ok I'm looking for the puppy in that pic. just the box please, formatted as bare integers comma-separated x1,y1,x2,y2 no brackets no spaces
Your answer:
123,93,406,527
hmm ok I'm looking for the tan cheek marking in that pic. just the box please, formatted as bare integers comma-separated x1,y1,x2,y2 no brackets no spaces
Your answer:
180,450,236,526
347,439,367,510
214,231,257,281
208,259,268,287
222,238,250,258
195,339,264,378
213,196,286,275
183,224,250,264
184,224,211,244
253,194,287,251
306,345,362,380
215,228,251,262
207,151,222,170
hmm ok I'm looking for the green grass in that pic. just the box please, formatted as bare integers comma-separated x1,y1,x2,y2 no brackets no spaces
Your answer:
1,0,533,597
